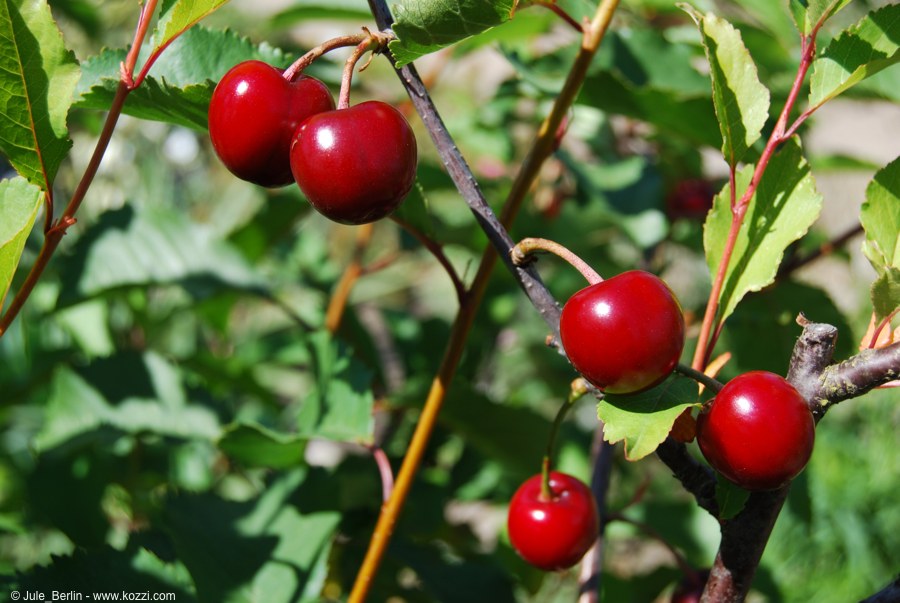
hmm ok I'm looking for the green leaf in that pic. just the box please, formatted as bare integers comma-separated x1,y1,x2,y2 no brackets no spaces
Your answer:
57,204,265,307
860,156,900,271
860,156,900,322
0,177,41,309
75,27,289,130
715,476,750,520
809,4,900,109
871,267,900,321
154,0,230,53
390,0,516,66
296,331,375,444
163,469,339,603
598,378,699,461
682,5,771,167
0,0,80,189
704,138,823,324
790,0,853,36
218,422,307,469
35,356,220,452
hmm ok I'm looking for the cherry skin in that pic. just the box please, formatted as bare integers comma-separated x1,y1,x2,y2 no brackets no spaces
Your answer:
208,60,335,187
665,178,715,221
290,100,417,225
507,471,599,571
558,271,685,394
696,371,815,491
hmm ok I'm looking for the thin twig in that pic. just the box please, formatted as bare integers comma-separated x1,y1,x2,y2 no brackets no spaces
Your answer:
390,215,467,306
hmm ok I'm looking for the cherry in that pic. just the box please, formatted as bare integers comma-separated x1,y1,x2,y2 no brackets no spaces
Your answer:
558,270,685,394
208,60,335,187
696,371,815,491
507,471,599,571
290,100,417,224
665,178,715,221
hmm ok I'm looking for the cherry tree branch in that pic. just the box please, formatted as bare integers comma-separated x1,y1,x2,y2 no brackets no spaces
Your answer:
861,575,900,603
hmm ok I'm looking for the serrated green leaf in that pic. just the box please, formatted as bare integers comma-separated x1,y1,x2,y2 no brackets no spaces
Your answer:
809,4,900,109
0,0,80,189
56,204,265,307
598,378,699,461
297,331,374,444
163,469,339,603
704,138,823,324
682,5,770,167
390,0,516,66
154,0,230,53
75,27,290,129
0,177,41,309
871,267,900,321
218,422,307,469
860,155,900,271
715,476,750,520
790,0,853,35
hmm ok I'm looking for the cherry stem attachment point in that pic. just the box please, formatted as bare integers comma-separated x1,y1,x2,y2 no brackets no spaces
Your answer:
511,237,603,285
675,363,724,394
338,28,393,110
541,379,588,499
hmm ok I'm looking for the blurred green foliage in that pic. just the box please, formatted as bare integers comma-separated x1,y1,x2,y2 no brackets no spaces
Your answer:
0,0,898,602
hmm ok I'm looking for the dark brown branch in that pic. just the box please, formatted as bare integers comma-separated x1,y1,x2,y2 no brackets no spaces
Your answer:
816,341,900,412
656,437,719,517
860,575,900,603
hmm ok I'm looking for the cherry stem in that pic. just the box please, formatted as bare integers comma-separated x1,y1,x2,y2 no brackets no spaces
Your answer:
511,237,603,285
540,379,588,499
691,31,817,371
869,308,900,349
526,0,584,33
282,33,372,82
338,28,393,110
675,363,724,394
367,445,395,503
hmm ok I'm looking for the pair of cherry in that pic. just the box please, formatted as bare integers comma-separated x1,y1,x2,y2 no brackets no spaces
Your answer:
208,60,417,225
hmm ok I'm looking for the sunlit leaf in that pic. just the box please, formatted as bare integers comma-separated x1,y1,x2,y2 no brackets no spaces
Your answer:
682,5,770,167
599,378,699,461
704,138,823,324
0,177,41,309
809,4,900,109
0,0,80,189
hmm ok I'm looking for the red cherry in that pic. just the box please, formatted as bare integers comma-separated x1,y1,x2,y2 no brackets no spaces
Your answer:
290,100,417,225
697,371,815,491
559,271,685,394
665,179,715,220
507,472,599,571
208,60,335,187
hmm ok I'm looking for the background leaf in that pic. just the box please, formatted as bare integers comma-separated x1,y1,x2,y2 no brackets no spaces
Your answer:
218,422,307,469
790,0,852,35
154,0,230,52
860,156,900,322
683,5,770,167
0,0,80,189
704,138,823,324
390,0,516,66
75,27,290,130
808,4,900,109
599,378,699,461
0,177,41,309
